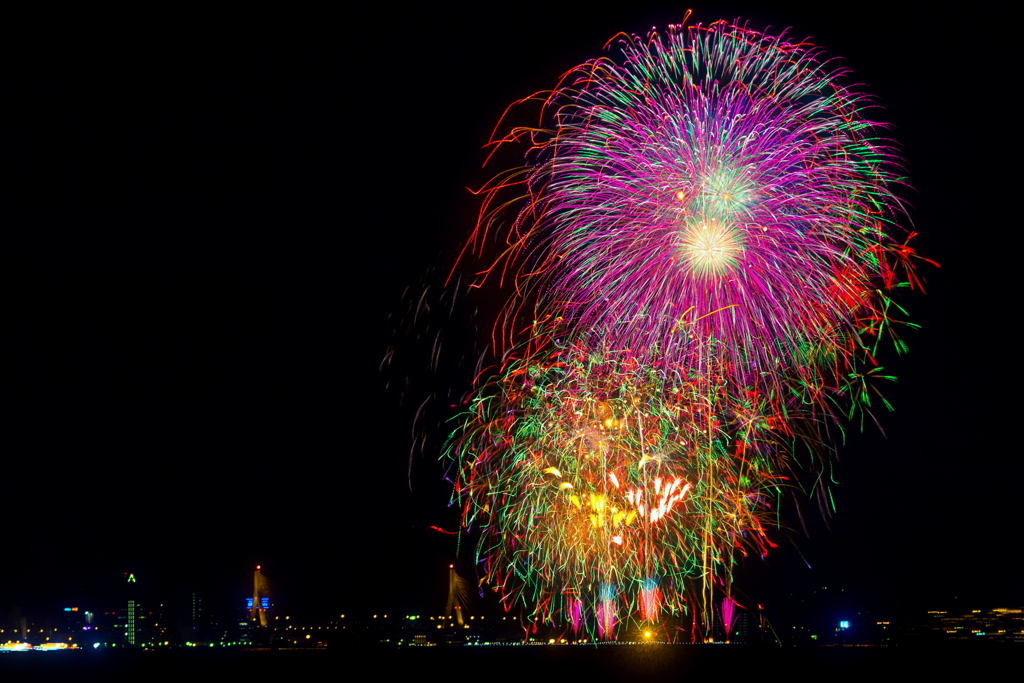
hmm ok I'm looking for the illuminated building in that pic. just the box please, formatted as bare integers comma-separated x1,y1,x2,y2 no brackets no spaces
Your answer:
117,571,147,646
917,607,1024,643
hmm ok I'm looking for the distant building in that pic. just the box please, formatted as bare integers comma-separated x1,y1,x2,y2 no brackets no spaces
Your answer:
914,607,1024,643
116,571,149,646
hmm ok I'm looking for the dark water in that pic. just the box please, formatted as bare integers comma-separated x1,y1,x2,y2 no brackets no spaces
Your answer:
0,644,1016,682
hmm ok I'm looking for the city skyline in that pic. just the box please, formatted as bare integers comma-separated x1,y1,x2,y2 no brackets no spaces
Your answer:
3,562,1022,649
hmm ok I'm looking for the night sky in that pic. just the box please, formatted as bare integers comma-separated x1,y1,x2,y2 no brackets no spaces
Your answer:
3,4,1020,625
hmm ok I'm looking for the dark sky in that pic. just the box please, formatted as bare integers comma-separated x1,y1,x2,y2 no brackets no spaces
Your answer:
2,4,1020,625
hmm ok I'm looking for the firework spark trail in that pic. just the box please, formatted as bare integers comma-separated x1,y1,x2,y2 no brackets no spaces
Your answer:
445,18,928,640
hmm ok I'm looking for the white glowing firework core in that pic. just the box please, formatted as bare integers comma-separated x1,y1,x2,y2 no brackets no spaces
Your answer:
679,219,743,276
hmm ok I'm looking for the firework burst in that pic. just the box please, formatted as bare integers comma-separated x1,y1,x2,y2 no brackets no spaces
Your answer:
451,345,788,638
467,20,927,405
446,17,929,640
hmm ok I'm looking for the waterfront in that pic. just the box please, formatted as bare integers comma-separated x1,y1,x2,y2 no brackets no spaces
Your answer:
1,642,1017,682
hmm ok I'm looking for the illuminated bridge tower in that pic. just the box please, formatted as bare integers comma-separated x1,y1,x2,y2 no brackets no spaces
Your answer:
249,565,272,628
445,564,469,628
